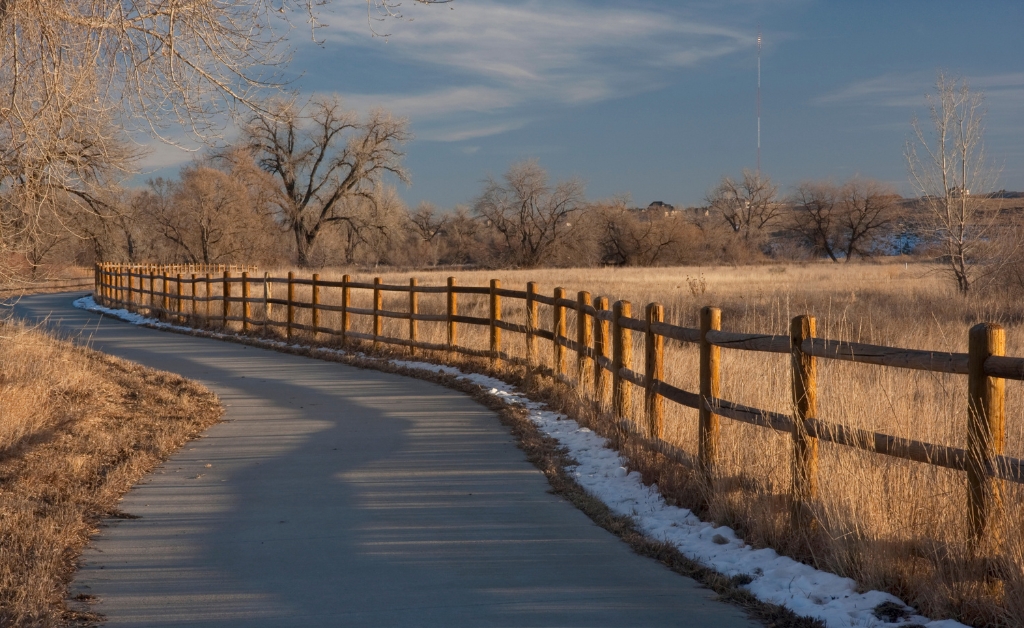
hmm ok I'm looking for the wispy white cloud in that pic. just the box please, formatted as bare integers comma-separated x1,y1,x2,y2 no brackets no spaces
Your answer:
421,120,532,143
319,0,754,140
815,71,1024,109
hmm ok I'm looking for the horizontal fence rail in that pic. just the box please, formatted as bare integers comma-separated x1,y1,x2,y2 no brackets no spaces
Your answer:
93,262,1023,548
0,276,94,293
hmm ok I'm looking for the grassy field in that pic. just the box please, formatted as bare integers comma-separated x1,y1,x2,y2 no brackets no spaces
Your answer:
0,320,222,627
241,260,1020,628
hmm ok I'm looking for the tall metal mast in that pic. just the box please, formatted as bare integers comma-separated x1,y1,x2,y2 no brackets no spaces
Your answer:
757,27,762,176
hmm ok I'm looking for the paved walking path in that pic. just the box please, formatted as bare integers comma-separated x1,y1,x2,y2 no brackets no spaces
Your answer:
8,293,758,627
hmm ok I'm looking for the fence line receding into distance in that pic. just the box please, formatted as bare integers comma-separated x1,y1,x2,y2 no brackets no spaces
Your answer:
94,262,1023,549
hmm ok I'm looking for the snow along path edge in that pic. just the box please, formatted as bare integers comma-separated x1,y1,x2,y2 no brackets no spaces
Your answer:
73,296,963,628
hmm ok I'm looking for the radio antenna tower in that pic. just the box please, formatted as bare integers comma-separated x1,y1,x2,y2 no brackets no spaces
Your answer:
756,26,762,176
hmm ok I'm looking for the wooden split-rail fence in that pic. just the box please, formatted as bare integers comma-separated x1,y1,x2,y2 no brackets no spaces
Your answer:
94,262,1023,547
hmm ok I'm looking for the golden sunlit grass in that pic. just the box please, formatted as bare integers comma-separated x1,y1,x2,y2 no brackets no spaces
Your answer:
0,321,222,627
125,259,1023,627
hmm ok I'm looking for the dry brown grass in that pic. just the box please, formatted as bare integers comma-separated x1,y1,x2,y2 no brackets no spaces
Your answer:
0,320,222,627
121,259,1023,626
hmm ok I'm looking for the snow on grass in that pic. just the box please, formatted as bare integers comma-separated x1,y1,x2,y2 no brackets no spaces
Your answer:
74,296,964,628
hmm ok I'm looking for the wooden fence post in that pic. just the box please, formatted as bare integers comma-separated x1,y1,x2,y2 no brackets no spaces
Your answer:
447,277,457,350
373,277,383,349
594,296,610,407
578,291,593,387
699,307,722,492
645,303,664,440
93,264,99,303
526,282,539,372
287,271,295,340
490,279,502,368
967,322,1006,547
409,278,418,356
341,274,351,345
242,272,251,333
612,300,632,421
148,266,156,315
553,287,566,378
161,271,169,320
191,274,197,319
175,273,183,321
790,314,818,529
311,273,320,340
205,272,212,321
222,271,231,329
262,272,271,333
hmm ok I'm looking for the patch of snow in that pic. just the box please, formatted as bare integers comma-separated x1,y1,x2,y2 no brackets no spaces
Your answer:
72,296,965,628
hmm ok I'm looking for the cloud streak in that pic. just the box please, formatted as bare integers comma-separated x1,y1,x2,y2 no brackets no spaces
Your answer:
815,71,1024,109
318,1,754,140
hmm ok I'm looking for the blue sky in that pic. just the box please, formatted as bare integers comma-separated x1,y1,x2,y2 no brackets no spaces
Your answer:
141,0,1024,209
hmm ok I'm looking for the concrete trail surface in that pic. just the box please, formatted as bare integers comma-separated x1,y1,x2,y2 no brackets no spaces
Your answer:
8,293,759,628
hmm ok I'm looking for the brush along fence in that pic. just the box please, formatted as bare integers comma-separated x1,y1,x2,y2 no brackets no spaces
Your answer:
94,263,1024,548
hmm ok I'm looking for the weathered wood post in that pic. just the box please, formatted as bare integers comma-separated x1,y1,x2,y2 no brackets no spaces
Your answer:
553,287,567,378
311,273,320,340
222,271,231,329
287,271,295,340
148,266,156,315
114,265,121,306
408,278,418,356
125,266,132,308
526,282,539,372
341,274,351,345
578,291,593,387
262,272,272,334
612,300,633,421
490,279,502,368
161,271,169,320
699,306,722,492
205,272,212,321
242,272,251,333
373,277,383,349
190,274,197,319
644,303,664,440
594,296,610,407
93,263,100,304
175,273,183,321
447,277,458,351
790,314,819,529
967,322,1006,548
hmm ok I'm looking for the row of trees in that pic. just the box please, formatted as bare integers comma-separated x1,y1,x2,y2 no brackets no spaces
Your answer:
13,147,922,272
2,57,1011,295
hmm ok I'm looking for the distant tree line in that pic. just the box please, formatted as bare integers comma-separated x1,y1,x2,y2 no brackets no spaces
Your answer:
5,77,1023,299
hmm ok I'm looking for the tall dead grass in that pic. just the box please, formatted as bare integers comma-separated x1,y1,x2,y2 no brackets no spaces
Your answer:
0,320,221,627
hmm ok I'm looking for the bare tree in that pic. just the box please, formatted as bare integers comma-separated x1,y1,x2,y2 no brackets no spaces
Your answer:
907,73,1000,293
706,169,781,241
790,181,842,261
439,205,484,266
149,165,277,264
407,202,450,267
839,178,897,260
473,160,587,268
593,201,690,266
242,97,410,267
0,0,445,280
